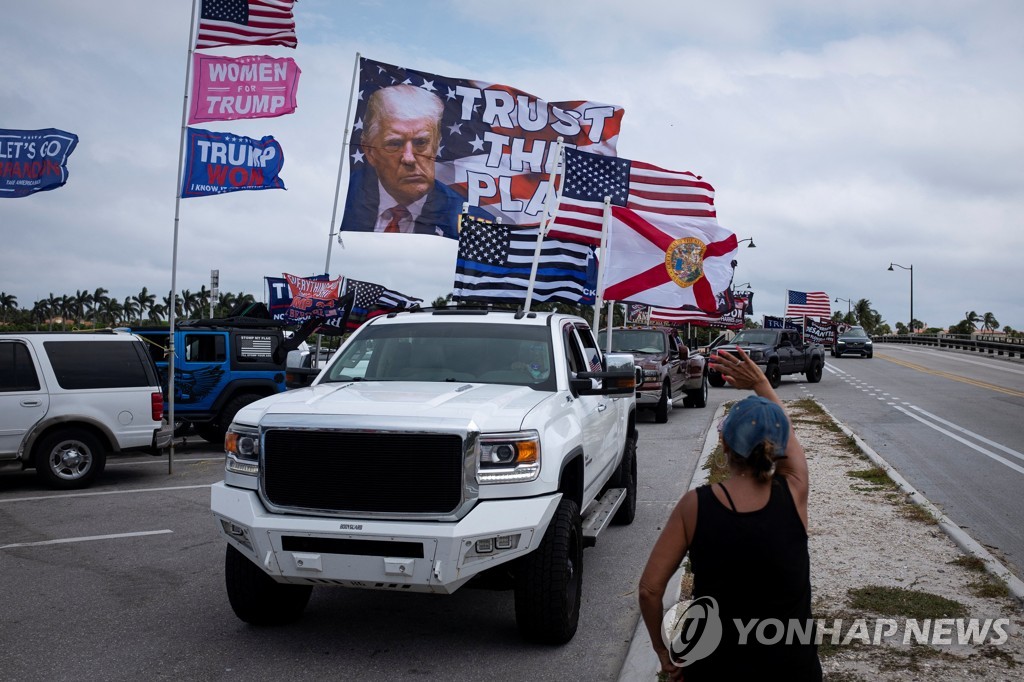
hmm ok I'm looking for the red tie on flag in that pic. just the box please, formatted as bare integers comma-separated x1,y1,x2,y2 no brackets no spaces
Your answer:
383,205,409,233
196,0,298,49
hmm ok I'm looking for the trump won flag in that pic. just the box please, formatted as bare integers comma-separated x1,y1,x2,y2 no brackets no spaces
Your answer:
602,209,737,312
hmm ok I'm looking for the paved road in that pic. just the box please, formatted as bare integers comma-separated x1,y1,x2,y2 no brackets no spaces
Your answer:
806,343,1024,578
0,397,720,681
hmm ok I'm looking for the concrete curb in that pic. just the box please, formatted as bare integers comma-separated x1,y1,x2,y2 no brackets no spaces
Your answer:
815,401,1024,604
616,404,727,681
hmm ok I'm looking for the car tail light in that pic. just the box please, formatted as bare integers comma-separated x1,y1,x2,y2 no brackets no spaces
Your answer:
151,392,164,421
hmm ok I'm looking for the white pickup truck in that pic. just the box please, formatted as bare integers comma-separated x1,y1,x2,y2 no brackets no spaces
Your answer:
211,308,639,644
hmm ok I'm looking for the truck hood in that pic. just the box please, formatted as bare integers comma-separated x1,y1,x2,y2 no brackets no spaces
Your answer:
237,381,553,431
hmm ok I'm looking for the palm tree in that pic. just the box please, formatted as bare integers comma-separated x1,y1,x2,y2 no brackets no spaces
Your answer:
121,296,140,326
853,299,882,335
964,311,981,330
163,291,183,319
216,291,237,317
197,285,211,319
0,291,17,323
74,289,93,327
134,287,156,324
100,297,122,326
180,289,200,319
91,287,110,325
982,312,999,332
148,303,167,324
31,299,49,331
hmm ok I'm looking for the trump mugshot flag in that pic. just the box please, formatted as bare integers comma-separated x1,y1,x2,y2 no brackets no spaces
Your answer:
0,128,79,198
602,209,737,312
339,57,625,240
180,128,285,198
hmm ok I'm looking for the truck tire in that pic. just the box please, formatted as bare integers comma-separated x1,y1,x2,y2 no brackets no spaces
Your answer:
708,372,725,388
806,358,823,383
654,383,670,423
514,497,583,644
208,393,263,444
765,362,782,389
194,422,225,445
173,418,191,438
611,434,637,525
685,373,709,408
225,544,312,625
34,428,107,490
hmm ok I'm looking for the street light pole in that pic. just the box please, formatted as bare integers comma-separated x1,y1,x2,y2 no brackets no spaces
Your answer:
888,263,914,332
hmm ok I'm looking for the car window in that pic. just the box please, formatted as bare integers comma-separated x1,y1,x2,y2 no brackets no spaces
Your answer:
0,340,41,392
43,340,157,389
599,329,666,354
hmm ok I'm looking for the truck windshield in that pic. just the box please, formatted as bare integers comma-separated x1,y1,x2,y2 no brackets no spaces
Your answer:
598,329,666,354
322,322,556,390
730,330,777,345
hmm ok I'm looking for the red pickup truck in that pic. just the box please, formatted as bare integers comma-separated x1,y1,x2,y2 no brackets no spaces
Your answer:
598,326,708,423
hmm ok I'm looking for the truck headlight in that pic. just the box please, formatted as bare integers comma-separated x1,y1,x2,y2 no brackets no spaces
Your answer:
478,431,540,484
225,424,260,476
746,349,764,362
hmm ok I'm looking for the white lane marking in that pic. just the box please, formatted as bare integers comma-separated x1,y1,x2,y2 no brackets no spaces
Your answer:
1,529,173,550
0,484,212,505
891,346,1024,375
907,406,1024,463
893,405,1024,476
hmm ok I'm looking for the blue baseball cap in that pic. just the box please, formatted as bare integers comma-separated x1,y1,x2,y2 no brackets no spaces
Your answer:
721,396,790,458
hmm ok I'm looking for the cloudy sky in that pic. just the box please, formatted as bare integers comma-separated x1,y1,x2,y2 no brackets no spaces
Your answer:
2,0,1021,330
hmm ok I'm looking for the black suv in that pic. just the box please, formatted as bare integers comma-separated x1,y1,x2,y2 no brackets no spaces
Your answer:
833,326,873,358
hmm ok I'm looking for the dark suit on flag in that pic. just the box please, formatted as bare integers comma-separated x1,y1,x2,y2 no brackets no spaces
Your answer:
340,167,486,240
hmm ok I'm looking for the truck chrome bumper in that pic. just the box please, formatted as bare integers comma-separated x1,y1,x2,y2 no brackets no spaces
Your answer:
211,482,561,594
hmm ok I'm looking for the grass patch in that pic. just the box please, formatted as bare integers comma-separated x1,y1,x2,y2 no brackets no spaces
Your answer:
967,577,1011,600
847,466,895,491
877,643,961,673
703,445,729,485
847,585,967,620
898,501,939,525
950,555,987,572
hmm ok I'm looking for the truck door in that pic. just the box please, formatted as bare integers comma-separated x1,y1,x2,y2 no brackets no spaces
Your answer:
176,331,229,411
565,323,619,501
0,339,48,458
667,331,685,394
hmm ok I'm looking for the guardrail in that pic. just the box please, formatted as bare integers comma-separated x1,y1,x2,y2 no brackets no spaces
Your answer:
875,333,1023,358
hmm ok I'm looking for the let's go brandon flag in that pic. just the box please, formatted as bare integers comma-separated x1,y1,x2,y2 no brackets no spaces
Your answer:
180,128,285,198
0,128,79,198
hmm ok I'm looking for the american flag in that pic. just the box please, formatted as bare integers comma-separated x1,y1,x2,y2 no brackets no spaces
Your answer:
549,148,716,246
453,215,597,305
343,278,422,330
196,0,297,49
588,353,602,372
785,290,831,318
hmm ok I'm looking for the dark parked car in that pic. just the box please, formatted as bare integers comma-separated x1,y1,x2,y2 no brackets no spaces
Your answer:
833,326,873,358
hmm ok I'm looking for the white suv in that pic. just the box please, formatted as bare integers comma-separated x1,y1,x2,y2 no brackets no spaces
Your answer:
0,331,172,489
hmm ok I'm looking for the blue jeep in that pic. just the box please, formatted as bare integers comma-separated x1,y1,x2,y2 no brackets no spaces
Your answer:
132,319,292,443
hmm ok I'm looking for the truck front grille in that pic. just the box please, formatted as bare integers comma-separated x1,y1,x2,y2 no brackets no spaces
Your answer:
262,430,465,514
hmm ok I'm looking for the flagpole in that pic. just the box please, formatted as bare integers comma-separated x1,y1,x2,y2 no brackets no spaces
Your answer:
313,51,361,365
323,51,361,275
591,196,612,331
522,137,564,312
166,0,200,475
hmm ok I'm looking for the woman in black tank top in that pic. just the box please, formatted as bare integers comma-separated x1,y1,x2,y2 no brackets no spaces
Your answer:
638,347,822,681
